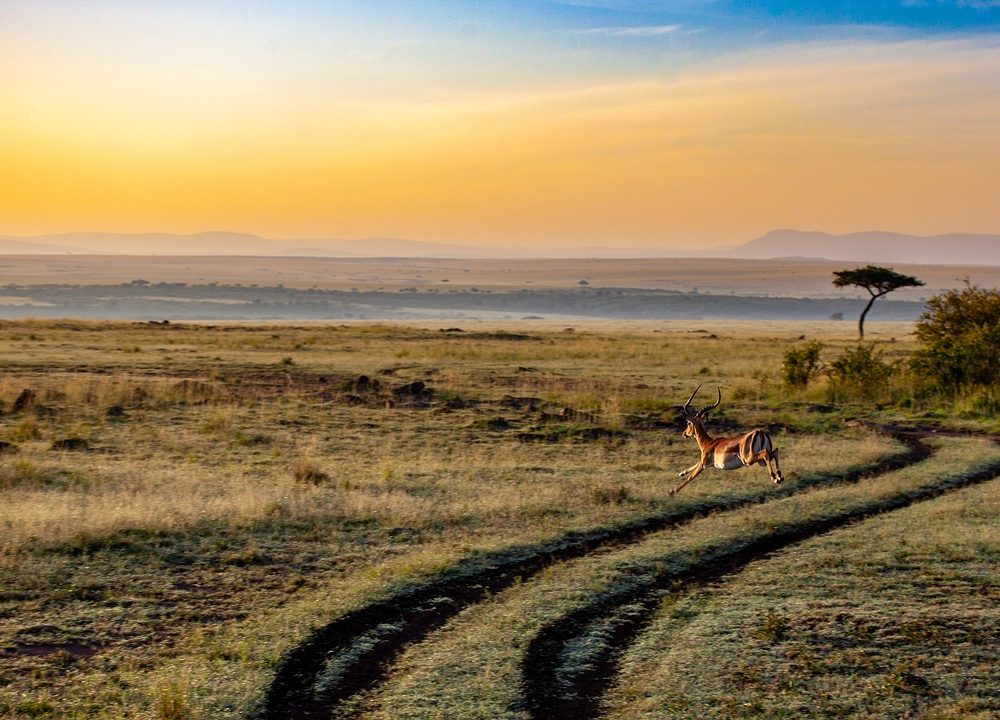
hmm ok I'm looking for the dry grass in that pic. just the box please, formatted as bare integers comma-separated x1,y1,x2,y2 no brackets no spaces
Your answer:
608,476,1000,719
363,439,1000,720
0,318,987,719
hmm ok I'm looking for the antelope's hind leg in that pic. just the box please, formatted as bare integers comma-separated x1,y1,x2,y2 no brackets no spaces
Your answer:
770,448,784,484
747,449,781,483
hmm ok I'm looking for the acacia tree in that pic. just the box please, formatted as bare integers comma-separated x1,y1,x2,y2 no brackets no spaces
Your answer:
832,265,924,339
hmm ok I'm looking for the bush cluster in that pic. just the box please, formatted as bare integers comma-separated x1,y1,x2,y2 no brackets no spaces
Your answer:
783,340,894,402
827,343,893,401
780,282,1000,413
781,340,823,388
911,282,1000,408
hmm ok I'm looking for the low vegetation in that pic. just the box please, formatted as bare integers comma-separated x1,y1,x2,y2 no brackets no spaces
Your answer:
0,318,996,719
781,282,1000,416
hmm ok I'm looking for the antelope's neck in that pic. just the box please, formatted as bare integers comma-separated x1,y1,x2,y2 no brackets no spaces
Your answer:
691,421,713,447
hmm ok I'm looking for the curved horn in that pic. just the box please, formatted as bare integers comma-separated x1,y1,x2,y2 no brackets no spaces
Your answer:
682,384,702,417
698,387,722,418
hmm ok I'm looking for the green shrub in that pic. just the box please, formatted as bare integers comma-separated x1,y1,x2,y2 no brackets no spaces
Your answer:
827,343,892,401
782,340,823,387
911,281,1000,409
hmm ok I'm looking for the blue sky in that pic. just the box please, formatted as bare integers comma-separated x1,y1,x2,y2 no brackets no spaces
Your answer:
258,0,1000,90
542,0,1000,30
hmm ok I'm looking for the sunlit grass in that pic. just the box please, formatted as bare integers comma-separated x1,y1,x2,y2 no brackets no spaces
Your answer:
0,318,985,719
608,477,1000,720
364,439,1000,720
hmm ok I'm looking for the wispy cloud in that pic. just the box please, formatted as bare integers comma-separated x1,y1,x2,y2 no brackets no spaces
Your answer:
907,0,1000,7
574,24,681,37
553,1,711,8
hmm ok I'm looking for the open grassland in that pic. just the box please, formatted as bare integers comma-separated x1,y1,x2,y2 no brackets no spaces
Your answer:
361,439,1000,720
3,256,993,322
608,477,1000,720
4,256,998,296
0,319,997,719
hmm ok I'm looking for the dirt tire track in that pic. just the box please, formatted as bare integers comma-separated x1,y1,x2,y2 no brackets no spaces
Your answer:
254,430,927,720
519,435,1000,720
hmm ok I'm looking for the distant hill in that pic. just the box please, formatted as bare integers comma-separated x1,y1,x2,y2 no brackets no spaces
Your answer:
14,232,284,255
0,232,508,258
279,237,504,258
0,236,87,254
729,230,1000,265
2,229,998,263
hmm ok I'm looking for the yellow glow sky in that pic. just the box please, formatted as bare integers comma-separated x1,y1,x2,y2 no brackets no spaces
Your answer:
2,2,999,249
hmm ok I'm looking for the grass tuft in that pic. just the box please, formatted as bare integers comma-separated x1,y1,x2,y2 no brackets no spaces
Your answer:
293,460,329,485
753,610,792,644
154,680,192,720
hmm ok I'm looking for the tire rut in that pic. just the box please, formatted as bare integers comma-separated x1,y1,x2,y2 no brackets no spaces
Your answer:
255,430,928,720
519,435,1000,720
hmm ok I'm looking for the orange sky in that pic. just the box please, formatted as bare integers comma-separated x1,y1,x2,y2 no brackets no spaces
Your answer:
2,2,999,250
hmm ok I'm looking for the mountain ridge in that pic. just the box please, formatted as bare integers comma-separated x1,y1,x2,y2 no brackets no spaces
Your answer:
0,229,998,264
732,229,1000,265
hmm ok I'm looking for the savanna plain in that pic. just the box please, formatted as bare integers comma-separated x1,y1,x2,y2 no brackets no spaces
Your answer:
1,319,997,720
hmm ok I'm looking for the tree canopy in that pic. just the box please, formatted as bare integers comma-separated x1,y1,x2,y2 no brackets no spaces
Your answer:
832,265,924,338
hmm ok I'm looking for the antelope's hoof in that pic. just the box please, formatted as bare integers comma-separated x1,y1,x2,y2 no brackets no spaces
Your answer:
773,476,784,485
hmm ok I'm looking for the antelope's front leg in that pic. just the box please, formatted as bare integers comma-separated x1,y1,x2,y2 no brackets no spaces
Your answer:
678,461,701,477
670,463,705,496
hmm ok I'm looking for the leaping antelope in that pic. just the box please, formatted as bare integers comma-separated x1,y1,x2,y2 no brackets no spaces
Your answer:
671,385,783,496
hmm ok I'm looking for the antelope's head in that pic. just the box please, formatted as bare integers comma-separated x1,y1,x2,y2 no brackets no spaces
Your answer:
681,385,721,438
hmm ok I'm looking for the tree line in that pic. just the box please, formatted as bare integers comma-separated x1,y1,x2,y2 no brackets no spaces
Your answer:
786,265,1000,412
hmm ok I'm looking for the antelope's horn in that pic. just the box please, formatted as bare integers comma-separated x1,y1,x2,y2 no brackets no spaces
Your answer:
698,387,722,418
683,384,702,417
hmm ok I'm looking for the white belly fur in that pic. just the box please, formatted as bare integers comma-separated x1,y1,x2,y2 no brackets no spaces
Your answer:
714,452,744,470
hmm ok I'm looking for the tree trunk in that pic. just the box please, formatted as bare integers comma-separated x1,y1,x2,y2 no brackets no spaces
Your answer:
858,293,879,339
